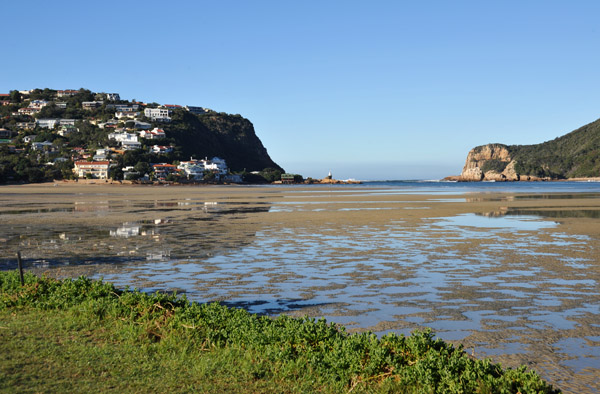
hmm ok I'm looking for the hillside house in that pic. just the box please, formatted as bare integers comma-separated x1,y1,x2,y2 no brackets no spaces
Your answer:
201,157,228,175
56,90,78,97
36,119,59,129
73,161,110,179
58,125,77,137
98,119,119,129
105,93,120,101
115,111,140,119
82,101,103,110
0,128,13,139
185,105,209,115
59,119,76,126
152,163,179,180
16,122,36,130
178,159,205,180
144,108,171,122
106,104,139,112
31,141,56,152
108,131,138,143
151,145,173,154
17,107,39,116
133,120,152,129
30,100,49,109
139,127,166,139
121,140,141,150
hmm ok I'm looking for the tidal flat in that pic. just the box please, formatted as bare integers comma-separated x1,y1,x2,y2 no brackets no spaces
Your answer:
1,182,600,393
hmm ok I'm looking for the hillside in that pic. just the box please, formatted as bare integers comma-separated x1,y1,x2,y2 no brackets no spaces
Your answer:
459,117,600,181
0,88,283,183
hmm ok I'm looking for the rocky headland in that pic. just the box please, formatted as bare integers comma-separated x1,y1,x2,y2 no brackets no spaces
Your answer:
456,116,600,181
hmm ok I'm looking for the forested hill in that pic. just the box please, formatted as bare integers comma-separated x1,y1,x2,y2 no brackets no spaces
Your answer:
459,117,600,181
509,117,600,178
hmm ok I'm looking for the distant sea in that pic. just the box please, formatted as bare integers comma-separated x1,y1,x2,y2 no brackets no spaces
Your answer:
326,180,600,193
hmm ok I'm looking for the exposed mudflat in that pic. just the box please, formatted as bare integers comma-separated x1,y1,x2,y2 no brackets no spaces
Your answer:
1,182,600,393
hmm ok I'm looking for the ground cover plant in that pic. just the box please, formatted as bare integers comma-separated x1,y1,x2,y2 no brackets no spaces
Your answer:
0,271,559,393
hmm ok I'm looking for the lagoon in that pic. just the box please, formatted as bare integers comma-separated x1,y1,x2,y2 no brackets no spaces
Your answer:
1,181,599,393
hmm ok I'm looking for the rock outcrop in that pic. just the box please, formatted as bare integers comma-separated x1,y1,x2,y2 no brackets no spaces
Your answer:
457,116,600,180
459,144,518,181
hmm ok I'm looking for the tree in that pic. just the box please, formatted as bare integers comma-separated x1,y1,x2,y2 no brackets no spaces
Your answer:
9,90,22,103
203,171,216,182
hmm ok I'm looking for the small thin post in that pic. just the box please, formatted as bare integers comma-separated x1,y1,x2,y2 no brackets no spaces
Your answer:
17,251,24,286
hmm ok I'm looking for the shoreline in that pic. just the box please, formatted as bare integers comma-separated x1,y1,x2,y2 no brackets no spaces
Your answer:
2,175,600,189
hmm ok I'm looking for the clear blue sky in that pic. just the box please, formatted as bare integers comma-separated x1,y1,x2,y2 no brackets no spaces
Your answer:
2,1,600,180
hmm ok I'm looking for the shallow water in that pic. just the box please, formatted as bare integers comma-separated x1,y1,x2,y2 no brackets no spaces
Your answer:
1,183,600,393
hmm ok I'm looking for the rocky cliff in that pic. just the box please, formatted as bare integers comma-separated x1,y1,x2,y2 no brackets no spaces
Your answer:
459,117,600,181
168,111,283,172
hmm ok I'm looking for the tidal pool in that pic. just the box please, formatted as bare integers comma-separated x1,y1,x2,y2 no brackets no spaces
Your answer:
1,184,600,393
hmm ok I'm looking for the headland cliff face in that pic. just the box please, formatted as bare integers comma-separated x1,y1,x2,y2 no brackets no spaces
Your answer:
458,116,600,181
459,144,535,181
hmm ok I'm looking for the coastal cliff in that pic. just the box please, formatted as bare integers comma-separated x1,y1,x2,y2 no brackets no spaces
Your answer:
459,117,600,181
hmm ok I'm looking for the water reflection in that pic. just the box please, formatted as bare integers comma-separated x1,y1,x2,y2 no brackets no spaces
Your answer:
0,201,271,271
479,207,600,219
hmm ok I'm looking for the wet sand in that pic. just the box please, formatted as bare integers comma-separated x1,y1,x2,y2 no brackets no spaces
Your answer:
1,182,600,393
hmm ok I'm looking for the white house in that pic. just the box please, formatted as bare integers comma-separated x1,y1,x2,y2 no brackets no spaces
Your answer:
94,148,111,161
36,119,59,129
106,104,139,112
115,111,140,119
108,132,138,143
58,125,77,137
139,127,166,139
17,107,39,116
98,119,119,129
178,159,205,180
105,93,120,101
59,119,76,126
202,157,228,175
144,108,171,122
73,161,110,179
151,145,173,154
30,100,49,109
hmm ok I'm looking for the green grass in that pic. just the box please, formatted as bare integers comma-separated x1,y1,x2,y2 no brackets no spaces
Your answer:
0,271,559,393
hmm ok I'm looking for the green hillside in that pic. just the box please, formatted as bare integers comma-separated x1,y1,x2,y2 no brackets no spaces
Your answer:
509,117,600,178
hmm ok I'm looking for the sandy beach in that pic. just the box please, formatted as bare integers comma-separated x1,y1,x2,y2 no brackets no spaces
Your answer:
1,182,600,393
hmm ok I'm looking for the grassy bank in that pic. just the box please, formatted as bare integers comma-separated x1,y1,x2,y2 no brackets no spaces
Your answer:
0,271,558,393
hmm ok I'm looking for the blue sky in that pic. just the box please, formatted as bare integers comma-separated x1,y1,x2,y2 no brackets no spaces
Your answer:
2,1,600,180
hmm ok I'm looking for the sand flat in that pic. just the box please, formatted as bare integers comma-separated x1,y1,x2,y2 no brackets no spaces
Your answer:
1,182,600,393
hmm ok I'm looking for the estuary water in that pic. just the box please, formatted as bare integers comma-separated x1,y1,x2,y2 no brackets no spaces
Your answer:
1,181,600,393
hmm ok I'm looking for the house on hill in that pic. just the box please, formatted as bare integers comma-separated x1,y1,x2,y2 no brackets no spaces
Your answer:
139,127,166,139
152,163,179,180
73,161,110,179
144,108,171,122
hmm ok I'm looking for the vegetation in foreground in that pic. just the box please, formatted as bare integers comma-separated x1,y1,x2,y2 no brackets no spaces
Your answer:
0,271,559,393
